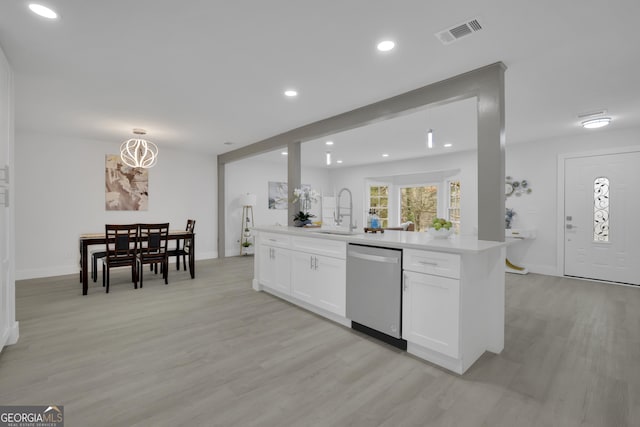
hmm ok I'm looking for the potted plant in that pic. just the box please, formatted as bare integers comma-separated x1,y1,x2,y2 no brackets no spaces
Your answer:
241,240,253,255
293,211,316,227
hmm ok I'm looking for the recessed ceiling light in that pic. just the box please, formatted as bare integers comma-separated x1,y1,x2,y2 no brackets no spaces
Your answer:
326,152,332,166
325,141,334,146
444,143,453,148
28,3,58,19
382,153,389,158
281,151,288,156
377,40,395,52
427,129,433,149
284,90,298,97
337,160,343,164
582,117,611,129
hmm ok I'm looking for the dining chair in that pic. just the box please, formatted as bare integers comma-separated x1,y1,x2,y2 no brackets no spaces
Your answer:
136,223,170,288
103,224,139,293
167,219,195,271
91,249,106,282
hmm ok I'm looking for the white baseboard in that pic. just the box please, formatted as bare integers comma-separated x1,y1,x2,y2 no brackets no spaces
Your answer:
521,263,561,277
16,252,219,281
0,321,19,351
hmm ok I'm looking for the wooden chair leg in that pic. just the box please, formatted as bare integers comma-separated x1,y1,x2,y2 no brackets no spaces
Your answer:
164,260,169,284
105,267,110,293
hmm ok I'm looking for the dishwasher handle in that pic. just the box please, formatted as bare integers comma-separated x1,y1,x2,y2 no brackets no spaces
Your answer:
348,250,399,264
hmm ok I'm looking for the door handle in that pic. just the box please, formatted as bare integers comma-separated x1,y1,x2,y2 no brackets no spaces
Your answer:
403,273,408,291
566,224,577,229
313,256,319,270
418,260,438,266
348,251,399,263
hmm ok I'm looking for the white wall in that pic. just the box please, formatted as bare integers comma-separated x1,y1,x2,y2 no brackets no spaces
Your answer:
15,132,217,279
326,150,478,235
0,43,18,351
504,126,640,275
224,154,330,255
320,125,640,277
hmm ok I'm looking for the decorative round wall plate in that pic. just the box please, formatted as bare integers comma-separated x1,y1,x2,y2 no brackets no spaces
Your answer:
505,183,514,196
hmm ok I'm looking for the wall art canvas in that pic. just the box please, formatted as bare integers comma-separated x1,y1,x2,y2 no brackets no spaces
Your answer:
268,181,288,210
105,154,149,211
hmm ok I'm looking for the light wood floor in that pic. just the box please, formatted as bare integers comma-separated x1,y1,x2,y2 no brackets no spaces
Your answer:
1,257,639,427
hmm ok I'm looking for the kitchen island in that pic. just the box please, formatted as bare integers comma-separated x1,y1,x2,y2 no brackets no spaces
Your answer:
252,226,507,375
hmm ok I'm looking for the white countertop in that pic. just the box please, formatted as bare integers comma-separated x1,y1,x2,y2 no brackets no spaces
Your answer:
255,225,508,254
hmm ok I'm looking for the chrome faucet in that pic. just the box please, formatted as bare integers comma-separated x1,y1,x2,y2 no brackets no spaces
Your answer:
334,187,356,231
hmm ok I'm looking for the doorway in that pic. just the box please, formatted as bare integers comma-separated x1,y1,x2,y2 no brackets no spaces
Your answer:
563,151,640,285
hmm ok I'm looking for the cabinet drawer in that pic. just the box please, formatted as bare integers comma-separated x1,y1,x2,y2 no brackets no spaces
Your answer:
403,249,460,279
291,236,346,259
259,232,291,249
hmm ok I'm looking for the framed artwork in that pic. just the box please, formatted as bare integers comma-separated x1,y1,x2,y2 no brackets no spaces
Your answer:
268,181,288,210
105,154,148,211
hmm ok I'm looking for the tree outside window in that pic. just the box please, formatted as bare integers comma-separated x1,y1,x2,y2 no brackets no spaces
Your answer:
400,186,438,231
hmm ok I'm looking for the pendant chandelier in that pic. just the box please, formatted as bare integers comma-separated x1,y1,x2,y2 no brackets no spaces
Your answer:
120,128,158,168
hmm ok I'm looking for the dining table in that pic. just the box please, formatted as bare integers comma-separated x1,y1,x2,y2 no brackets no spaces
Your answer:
78,229,195,295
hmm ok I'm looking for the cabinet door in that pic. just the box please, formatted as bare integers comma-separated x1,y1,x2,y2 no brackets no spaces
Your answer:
402,271,460,358
272,247,291,295
314,255,346,316
259,246,291,295
258,245,276,289
291,251,315,304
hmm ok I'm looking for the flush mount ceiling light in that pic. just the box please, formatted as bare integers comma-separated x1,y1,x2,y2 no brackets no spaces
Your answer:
326,152,332,166
325,141,334,146
377,40,395,51
28,3,58,19
281,151,288,156
444,143,453,148
382,153,389,158
426,129,433,149
120,129,158,168
284,90,298,97
337,160,343,164
582,117,611,129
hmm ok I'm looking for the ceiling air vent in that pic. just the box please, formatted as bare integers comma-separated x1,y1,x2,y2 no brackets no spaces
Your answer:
435,18,483,45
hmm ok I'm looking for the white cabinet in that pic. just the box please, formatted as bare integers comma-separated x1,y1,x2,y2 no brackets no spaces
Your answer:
291,251,315,304
291,251,346,316
402,249,461,359
314,255,346,316
402,270,459,358
258,245,291,295
255,231,346,319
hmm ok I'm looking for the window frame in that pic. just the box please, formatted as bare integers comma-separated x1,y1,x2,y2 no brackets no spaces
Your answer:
367,182,390,228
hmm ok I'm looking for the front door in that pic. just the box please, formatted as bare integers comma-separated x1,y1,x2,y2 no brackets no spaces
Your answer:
564,152,640,285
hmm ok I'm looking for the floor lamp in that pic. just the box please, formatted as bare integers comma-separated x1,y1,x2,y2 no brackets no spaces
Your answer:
240,193,256,255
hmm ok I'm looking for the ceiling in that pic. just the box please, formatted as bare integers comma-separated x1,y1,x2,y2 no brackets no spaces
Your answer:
1,1,639,163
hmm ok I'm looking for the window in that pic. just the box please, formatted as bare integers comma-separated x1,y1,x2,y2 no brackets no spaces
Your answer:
594,177,609,242
400,185,438,232
448,181,461,233
369,185,389,228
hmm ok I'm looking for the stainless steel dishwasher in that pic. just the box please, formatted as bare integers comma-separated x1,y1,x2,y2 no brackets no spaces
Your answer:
346,243,406,349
